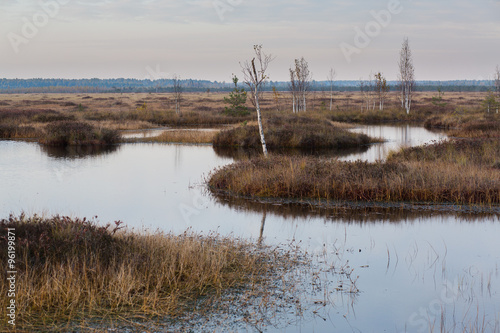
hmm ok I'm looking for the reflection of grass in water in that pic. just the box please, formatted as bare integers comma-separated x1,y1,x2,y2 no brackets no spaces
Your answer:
208,191,500,223
212,145,370,161
166,239,361,332
40,144,120,159
388,238,500,333
0,215,358,332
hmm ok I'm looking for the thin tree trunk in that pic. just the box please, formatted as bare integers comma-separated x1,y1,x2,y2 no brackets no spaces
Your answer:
254,88,268,156
258,210,266,246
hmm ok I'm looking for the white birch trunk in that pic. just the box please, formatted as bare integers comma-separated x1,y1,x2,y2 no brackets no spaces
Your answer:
254,89,268,156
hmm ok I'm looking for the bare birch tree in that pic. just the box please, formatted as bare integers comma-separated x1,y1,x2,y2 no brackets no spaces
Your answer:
289,68,298,113
327,68,336,111
374,72,389,111
495,65,500,98
360,74,376,112
398,37,415,114
289,57,312,112
241,45,274,157
172,74,182,116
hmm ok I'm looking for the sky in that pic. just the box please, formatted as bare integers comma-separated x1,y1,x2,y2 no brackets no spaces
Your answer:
0,0,499,82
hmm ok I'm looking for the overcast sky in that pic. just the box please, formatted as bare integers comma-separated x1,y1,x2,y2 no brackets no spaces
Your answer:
1,0,499,81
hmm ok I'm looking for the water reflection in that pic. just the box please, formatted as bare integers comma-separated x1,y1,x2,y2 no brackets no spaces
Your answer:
343,124,447,162
212,125,446,162
121,128,167,139
40,144,120,159
258,210,266,245
1,127,498,333
212,145,369,160
211,192,500,225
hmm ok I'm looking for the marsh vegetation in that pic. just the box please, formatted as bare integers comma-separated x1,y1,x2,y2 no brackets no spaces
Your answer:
1,90,499,332
0,215,338,331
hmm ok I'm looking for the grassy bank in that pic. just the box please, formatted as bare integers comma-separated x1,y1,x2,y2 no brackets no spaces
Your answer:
208,136,500,206
39,121,120,146
137,129,218,144
0,92,494,137
0,124,40,139
0,215,299,330
213,115,377,149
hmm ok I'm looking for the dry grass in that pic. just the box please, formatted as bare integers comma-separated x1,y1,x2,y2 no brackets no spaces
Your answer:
0,91,494,134
139,129,219,144
213,115,378,149
0,215,302,331
38,121,120,146
208,154,499,206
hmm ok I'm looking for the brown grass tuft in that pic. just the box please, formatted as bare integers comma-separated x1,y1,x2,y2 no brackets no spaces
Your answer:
208,148,499,206
139,129,219,144
213,115,378,149
0,215,293,330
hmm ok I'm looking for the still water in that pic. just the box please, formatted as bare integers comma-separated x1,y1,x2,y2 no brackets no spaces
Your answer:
0,125,498,332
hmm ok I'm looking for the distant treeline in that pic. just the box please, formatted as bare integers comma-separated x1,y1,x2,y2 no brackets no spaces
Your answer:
0,78,495,94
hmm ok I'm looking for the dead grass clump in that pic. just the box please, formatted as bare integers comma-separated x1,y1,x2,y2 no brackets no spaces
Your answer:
39,121,120,146
208,153,499,205
0,124,39,139
388,138,500,168
330,108,418,124
143,129,218,144
0,215,289,330
213,115,375,149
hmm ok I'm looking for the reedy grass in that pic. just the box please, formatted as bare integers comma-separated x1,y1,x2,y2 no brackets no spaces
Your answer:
213,115,378,149
387,138,500,168
208,152,499,206
0,92,496,142
39,121,120,146
0,123,40,139
210,113,500,207
137,129,218,144
0,215,299,331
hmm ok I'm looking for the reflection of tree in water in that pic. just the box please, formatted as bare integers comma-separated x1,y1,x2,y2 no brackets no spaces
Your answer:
210,192,499,225
40,144,120,159
258,210,266,246
212,145,370,160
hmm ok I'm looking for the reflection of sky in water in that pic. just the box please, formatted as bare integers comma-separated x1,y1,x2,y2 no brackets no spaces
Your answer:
342,125,448,162
0,125,498,332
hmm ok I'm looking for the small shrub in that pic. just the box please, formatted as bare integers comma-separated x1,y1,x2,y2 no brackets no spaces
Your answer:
223,75,250,116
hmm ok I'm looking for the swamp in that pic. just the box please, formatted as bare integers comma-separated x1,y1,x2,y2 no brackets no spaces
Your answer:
0,91,499,332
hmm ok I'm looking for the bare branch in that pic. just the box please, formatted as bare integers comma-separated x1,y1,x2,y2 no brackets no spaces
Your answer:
398,37,415,114
240,45,274,156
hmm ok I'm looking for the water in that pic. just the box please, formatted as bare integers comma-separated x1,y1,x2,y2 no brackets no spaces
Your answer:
341,124,447,162
0,125,498,332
